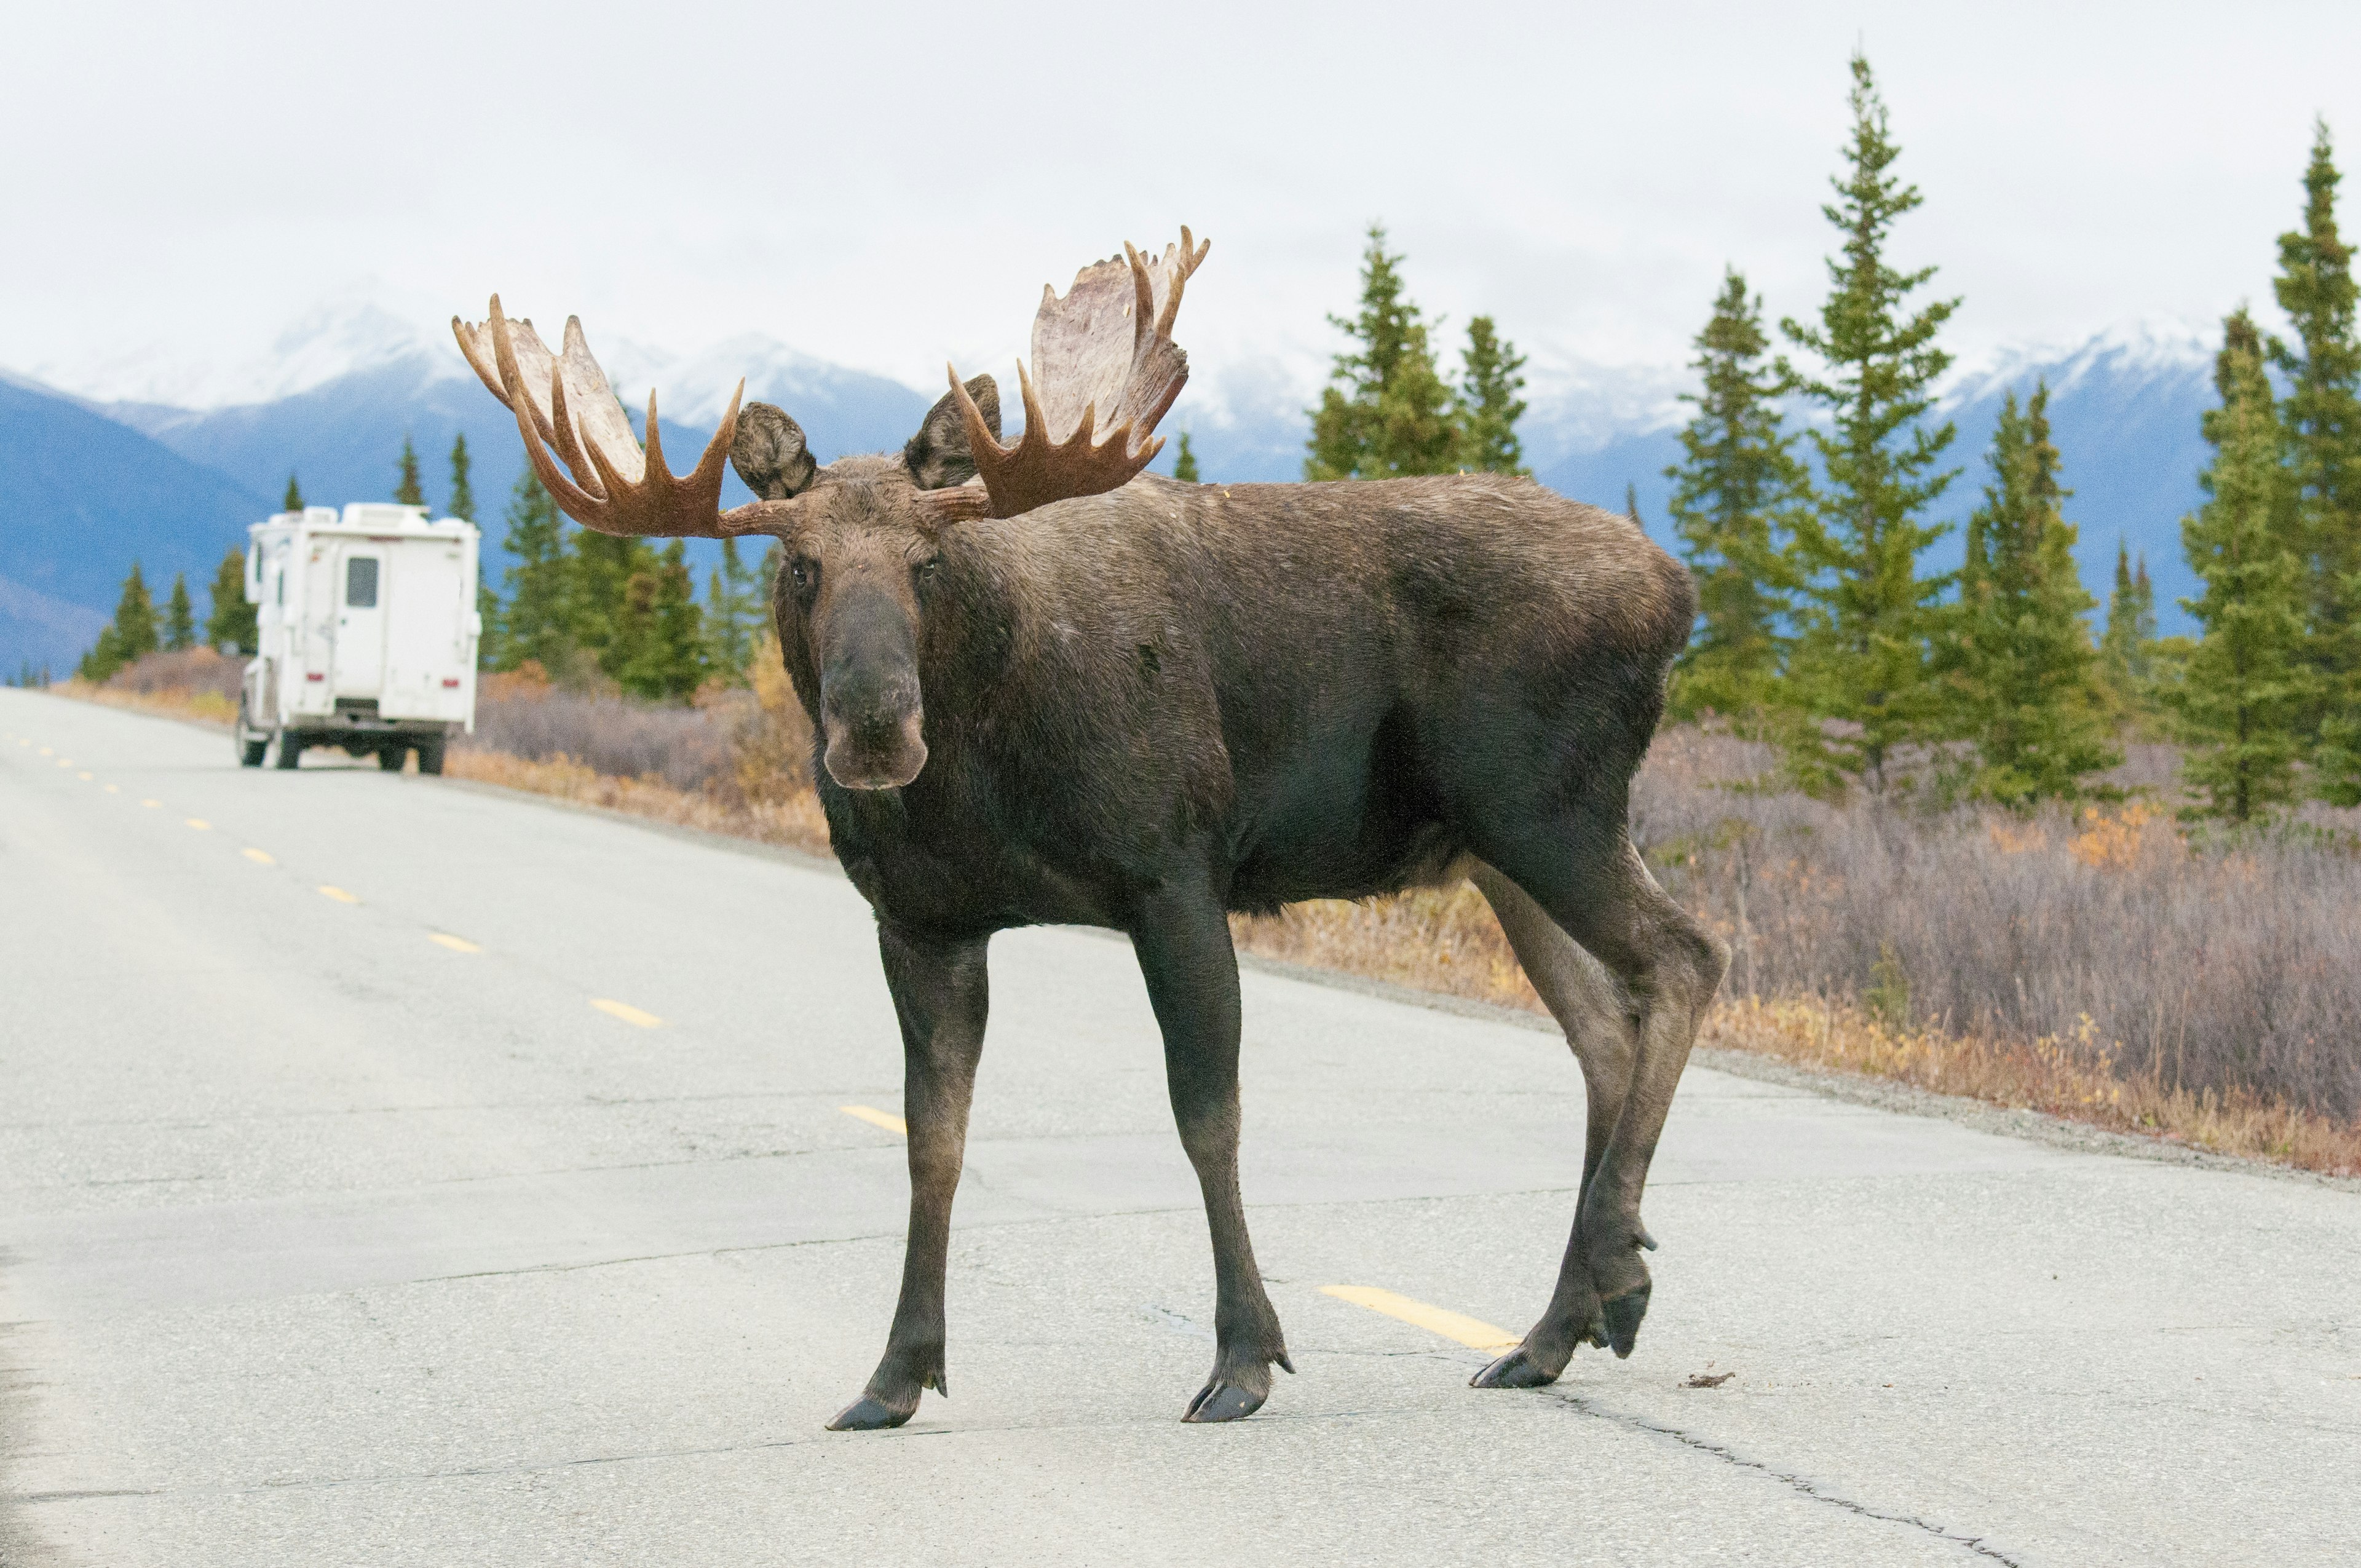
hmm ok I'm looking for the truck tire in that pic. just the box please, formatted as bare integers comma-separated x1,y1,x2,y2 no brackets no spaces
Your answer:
415,738,446,776
377,746,408,772
274,732,303,770
235,699,268,767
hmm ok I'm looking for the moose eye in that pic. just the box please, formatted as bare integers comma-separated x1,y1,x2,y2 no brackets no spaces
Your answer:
914,556,942,584
789,557,818,592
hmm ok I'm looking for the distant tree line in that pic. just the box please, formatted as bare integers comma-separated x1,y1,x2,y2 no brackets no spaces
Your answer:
1300,53,2359,822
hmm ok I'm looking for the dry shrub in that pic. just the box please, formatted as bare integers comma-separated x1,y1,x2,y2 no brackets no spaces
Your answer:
451,639,831,856
66,647,243,725
445,747,830,854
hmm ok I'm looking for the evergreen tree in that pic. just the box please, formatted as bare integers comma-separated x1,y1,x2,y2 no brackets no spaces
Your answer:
162,572,196,652
1779,52,1963,789
2175,309,2312,822
2098,540,2162,723
573,528,658,681
1454,315,1529,474
447,433,476,521
1173,430,1201,483
205,547,257,653
1665,269,1808,719
283,473,304,513
1942,384,2117,802
2269,118,2361,804
494,472,574,673
702,536,765,683
1624,482,1641,524
1305,225,1459,480
393,437,425,505
81,563,159,681
616,542,706,700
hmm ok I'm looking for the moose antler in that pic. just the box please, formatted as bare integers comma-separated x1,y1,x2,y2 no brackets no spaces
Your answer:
943,229,1209,520
453,299,788,539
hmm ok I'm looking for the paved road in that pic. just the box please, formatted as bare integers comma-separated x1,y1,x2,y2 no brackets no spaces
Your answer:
2,687,2355,1567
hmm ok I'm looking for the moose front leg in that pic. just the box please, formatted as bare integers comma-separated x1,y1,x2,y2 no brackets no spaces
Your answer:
829,924,990,1431
1131,883,1294,1423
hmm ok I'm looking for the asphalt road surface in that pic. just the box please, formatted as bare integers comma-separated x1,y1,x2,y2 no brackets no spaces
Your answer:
3,687,2355,1567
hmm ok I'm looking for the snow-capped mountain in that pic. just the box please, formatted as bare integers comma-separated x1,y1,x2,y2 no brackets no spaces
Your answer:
3,301,2228,673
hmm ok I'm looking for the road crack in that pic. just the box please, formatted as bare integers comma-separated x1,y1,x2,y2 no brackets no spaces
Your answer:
1541,1388,2025,1564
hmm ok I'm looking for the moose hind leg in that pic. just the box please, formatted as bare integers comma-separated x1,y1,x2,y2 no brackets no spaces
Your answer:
1476,828,1727,1368
1466,860,1639,1389
1131,881,1292,1423
829,925,990,1431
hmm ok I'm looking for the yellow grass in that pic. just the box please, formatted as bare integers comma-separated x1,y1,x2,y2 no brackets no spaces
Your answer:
441,748,832,855
61,679,235,726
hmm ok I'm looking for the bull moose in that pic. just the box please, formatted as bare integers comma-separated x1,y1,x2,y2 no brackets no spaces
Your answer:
453,230,1726,1428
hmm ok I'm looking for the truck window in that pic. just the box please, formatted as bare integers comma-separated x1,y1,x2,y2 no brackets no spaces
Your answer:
346,557,379,608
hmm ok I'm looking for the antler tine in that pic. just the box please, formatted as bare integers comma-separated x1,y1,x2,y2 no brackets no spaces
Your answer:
468,295,784,540
949,228,1206,520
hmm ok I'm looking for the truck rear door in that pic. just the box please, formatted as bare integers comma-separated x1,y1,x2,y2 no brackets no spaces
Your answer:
333,546,387,695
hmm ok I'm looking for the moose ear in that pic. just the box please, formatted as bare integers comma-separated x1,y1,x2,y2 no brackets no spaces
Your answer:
730,402,818,501
903,374,1000,489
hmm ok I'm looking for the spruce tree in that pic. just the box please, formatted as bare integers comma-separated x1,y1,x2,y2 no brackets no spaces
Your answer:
702,536,765,682
1305,226,1458,480
162,573,196,652
1173,430,1201,483
1943,384,2117,802
447,433,476,522
84,563,159,680
1624,482,1640,524
1455,315,1529,474
283,473,303,513
2098,540,2161,723
1665,269,1807,720
394,437,425,506
206,547,257,653
2175,309,2312,822
1779,52,1962,789
616,542,705,700
575,529,657,682
494,472,574,673
2269,118,2361,804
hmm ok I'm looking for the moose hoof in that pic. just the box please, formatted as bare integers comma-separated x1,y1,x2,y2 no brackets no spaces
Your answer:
1182,1381,1265,1423
826,1395,915,1432
1470,1345,1562,1390
1602,1283,1653,1360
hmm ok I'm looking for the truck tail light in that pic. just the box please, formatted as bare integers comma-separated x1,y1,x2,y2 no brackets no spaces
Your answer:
441,678,462,688
306,672,324,682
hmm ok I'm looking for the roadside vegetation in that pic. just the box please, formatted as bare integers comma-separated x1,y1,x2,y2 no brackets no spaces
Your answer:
64,654,2361,1176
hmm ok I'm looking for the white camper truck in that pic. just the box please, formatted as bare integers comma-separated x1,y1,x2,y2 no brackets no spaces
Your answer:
235,504,481,772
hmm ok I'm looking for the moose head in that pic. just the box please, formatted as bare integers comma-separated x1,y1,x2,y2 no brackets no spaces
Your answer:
453,232,1208,791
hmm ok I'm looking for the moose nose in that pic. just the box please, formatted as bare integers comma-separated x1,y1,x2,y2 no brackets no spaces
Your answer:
818,584,927,790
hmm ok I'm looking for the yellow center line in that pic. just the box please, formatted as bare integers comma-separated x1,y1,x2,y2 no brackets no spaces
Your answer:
840,1105,908,1136
317,885,360,904
1320,1286,1522,1352
590,997,662,1028
427,933,483,954
38,747,52,756
141,799,160,808
185,818,211,831
103,785,119,794
55,758,72,769
242,847,275,865
78,771,93,781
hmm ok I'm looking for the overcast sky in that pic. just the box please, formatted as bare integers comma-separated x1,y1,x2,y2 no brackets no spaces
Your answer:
6,1,2358,403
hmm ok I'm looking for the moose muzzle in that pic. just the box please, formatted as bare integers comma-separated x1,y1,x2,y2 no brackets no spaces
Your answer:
818,585,928,791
